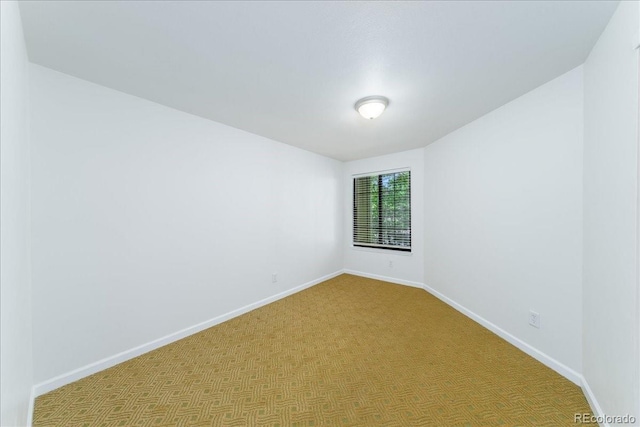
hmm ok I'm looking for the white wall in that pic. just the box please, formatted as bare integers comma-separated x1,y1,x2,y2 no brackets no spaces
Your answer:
29,64,343,384
343,149,424,286
0,2,34,426
583,0,639,421
423,67,584,376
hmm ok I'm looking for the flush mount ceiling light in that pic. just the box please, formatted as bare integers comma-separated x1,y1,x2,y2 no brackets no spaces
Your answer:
355,96,389,120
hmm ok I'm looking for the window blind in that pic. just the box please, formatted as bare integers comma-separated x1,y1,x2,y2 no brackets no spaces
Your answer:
353,171,411,251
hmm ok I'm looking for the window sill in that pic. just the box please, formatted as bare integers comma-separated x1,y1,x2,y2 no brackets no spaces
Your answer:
349,245,413,256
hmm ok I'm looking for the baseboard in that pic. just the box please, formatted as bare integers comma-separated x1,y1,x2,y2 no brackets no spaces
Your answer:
580,376,610,427
27,386,35,427
344,269,582,386
32,270,343,398
342,269,424,289
421,281,582,385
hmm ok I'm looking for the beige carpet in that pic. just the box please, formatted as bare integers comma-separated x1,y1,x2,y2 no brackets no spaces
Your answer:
34,274,591,426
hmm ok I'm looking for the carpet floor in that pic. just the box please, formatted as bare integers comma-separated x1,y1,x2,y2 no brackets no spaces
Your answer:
33,274,591,426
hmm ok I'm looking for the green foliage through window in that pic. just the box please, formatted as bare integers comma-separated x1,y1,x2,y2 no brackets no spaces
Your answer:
353,171,411,251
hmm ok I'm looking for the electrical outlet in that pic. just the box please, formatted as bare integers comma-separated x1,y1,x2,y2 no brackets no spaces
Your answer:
272,273,278,283
389,260,393,268
529,310,540,329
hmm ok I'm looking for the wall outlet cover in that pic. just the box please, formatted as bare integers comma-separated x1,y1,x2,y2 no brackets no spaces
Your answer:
529,310,540,329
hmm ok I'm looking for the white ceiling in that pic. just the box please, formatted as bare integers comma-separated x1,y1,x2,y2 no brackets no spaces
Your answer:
19,1,617,161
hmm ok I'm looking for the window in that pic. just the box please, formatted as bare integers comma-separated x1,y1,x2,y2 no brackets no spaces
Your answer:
353,170,411,251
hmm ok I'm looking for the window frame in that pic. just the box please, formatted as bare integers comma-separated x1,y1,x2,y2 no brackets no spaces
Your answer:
352,168,412,253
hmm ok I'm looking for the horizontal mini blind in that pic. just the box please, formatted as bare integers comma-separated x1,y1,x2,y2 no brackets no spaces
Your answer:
353,170,411,251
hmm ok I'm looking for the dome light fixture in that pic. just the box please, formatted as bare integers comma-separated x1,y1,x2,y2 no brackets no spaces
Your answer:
355,95,389,120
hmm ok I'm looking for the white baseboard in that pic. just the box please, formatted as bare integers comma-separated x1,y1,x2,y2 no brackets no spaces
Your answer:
32,270,343,398
342,269,424,289
344,269,582,386
420,281,582,385
27,386,35,427
580,376,610,427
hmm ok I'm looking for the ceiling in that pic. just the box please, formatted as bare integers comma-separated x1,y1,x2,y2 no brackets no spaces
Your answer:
19,1,617,161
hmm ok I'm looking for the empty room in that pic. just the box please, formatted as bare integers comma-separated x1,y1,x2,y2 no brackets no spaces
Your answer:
1,1,638,426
